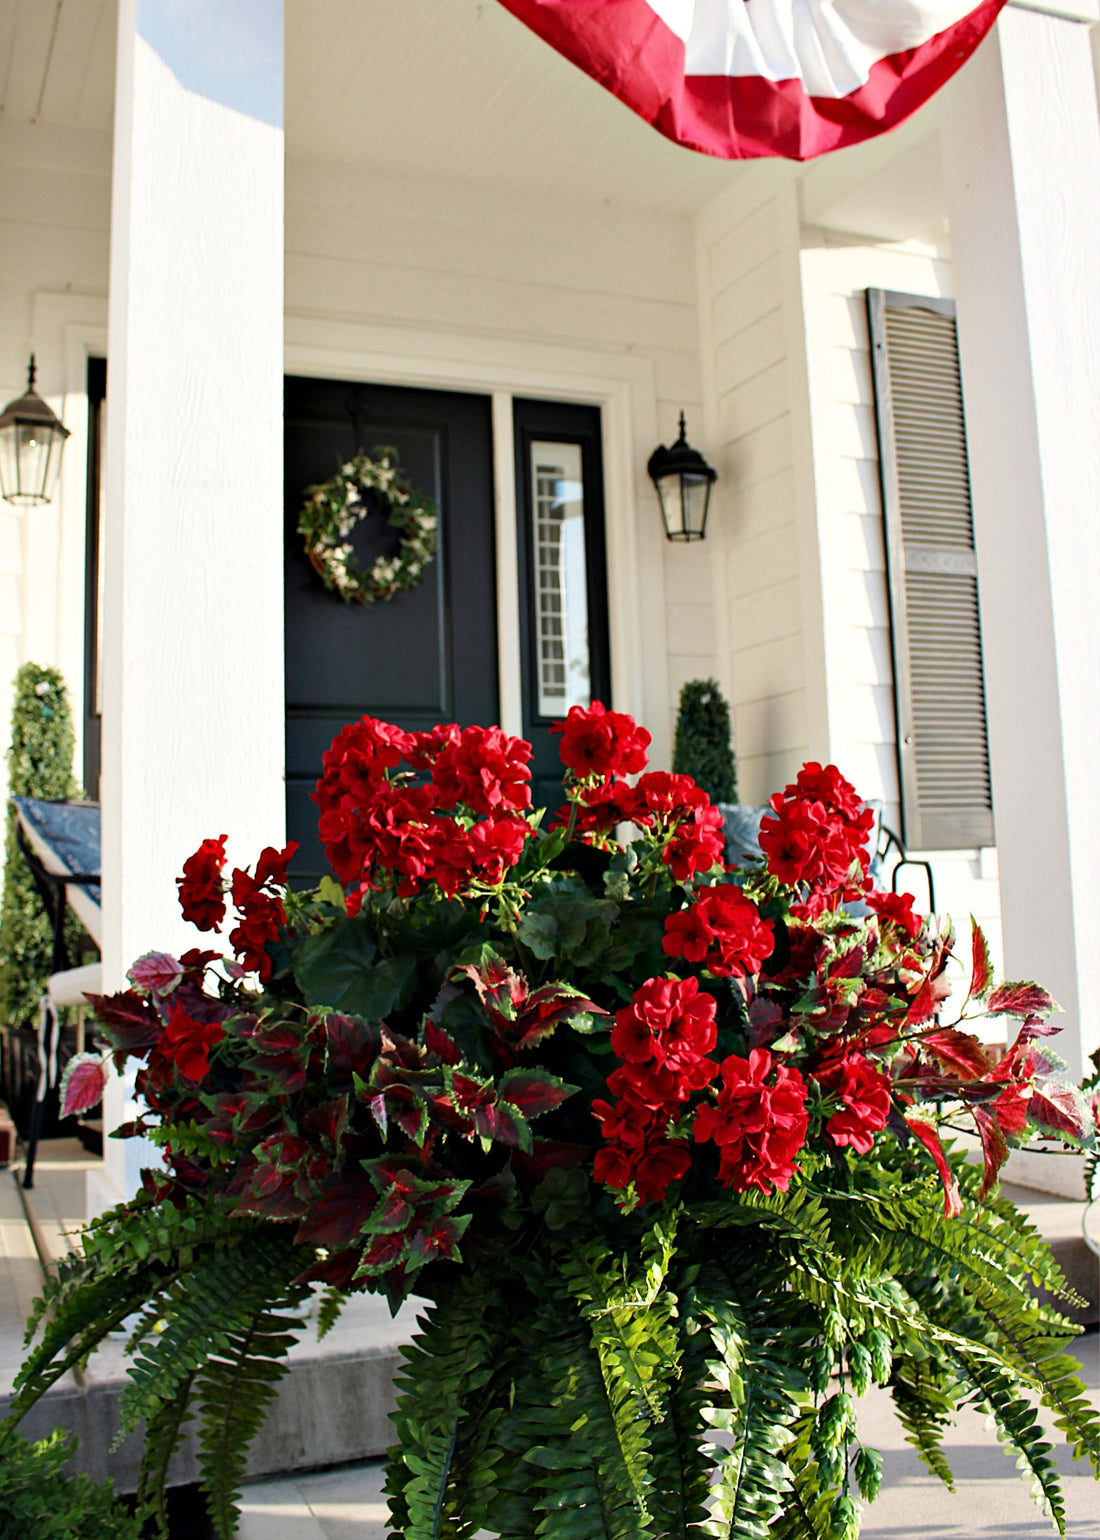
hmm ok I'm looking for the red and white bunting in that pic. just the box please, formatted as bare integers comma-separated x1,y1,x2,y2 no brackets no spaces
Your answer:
496,0,1006,160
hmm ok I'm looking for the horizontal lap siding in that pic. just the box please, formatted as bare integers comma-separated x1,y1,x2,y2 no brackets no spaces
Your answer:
698,182,810,803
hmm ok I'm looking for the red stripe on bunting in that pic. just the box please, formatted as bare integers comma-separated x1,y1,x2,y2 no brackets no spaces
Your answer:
496,0,1006,161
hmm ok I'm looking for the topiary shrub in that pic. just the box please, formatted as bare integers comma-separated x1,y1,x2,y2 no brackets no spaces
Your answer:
0,1429,142,1540
0,663,83,1033
672,676,737,804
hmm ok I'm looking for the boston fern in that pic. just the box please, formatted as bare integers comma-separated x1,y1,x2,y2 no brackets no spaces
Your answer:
6,705,1099,1537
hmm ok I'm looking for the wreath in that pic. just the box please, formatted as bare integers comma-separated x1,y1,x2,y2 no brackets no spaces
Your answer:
297,448,439,604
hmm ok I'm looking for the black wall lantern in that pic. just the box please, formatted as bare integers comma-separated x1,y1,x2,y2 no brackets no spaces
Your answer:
0,356,71,507
647,412,716,542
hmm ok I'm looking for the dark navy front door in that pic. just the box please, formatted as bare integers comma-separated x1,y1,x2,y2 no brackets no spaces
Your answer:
284,377,497,884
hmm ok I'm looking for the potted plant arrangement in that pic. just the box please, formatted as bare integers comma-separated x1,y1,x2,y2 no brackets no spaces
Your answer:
3,702,1098,1539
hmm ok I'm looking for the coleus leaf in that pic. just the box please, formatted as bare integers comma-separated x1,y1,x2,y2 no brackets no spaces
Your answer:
422,1018,461,1065
127,951,184,999
59,1054,107,1119
513,984,607,1049
905,1116,962,1217
1028,1083,1092,1141
967,918,994,1002
906,971,953,1025
496,1068,579,1118
456,950,527,1027
406,1213,471,1272
86,990,162,1054
986,981,1059,1019
354,1229,409,1278
971,1106,1009,1199
294,1178,378,1250
921,1029,992,1081
475,1100,532,1152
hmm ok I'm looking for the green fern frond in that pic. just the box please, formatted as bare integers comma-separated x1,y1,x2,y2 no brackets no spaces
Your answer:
135,1372,196,1540
315,1286,346,1340
693,1255,810,1540
887,1354,960,1489
196,1303,305,1540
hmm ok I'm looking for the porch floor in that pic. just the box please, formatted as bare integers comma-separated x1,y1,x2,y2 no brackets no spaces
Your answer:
2,1139,1098,1536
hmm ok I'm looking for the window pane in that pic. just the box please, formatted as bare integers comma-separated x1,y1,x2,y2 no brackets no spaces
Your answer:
530,440,590,718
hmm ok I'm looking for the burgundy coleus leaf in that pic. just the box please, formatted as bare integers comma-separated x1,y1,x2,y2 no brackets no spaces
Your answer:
294,1250,360,1290
513,984,607,1050
1028,1083,1091,1141
971,1106,1009,1199
302,1096,349,1151
921,1029,993,1081
59,1054,107,1119
906,1116,962,1218
450,1071,496,1111
1013,1015,1063,1049
986,981,1058,1019
496,1068,578,1118
373,1185,413,1234
256,1132,310,1170
380,1025,423,1070
422,1018,461,1066
355,1230,410,1277
458,952,528,1028
407,1214,471,1271
828,945,865,982
325,1013,382,1086
233,1172,308,1221
127,951,184,999
386,1087,430,1145
87,990,162,1055
474,1099,531,1152
906,971,953,1025
294,1178,378,1250
968,918,994,1003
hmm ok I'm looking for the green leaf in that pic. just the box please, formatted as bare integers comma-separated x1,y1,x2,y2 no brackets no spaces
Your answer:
295,915,416,1018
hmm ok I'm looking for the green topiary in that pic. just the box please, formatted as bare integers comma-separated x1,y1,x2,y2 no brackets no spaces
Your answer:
672,676,737,804
0,663,83,1032
0,1428,141,1540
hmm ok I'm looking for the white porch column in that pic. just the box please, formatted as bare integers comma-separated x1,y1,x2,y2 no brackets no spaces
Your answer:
939,4,1100,1081
100,0,285,1197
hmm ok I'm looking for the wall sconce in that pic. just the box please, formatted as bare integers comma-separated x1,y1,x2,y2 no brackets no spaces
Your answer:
0,356,71,507
647,412,716,542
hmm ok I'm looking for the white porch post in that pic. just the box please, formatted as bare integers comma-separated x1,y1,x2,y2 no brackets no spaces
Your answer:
100,0,285,1198
939,4,1100,1081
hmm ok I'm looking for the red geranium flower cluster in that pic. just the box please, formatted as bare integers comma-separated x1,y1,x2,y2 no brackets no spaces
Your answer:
311,716,534,900
662,884,774,978
758,762,874,906
551,699,651,780
160,1006,225,1083
814,1051,892,1154
592,976,719,1204
177,835,228,932
864,888,921,941
693,1048,809,1193
557,760,725,880
229,842,298,981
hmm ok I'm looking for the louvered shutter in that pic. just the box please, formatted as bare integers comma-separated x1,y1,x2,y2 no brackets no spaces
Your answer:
867,290,994,851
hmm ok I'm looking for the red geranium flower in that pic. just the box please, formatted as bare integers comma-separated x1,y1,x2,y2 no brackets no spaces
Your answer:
161,1006,225,1083
815,1052,892,1154
865,888,921,941
611,976,718,1079
758,762,874,897
661,805,726,882
431,725,533,816
663,885,774,978
177,835,228,932
551,700,651,780
694,1048,808,1193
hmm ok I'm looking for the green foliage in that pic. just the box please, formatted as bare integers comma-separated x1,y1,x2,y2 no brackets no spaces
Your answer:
0,1429,141,1540
0,662,84,1031
672,678,737,805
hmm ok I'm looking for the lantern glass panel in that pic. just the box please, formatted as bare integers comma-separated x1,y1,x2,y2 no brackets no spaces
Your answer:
0,420,65,506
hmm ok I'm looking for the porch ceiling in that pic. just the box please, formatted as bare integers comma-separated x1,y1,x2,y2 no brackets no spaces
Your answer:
284,0,745,213
0,0,744,211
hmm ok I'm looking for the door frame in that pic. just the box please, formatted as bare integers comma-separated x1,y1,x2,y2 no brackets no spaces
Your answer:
285,324,670,763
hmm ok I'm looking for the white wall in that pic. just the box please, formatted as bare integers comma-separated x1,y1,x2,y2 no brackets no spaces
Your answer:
694,168,828,804
0,120,112,800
